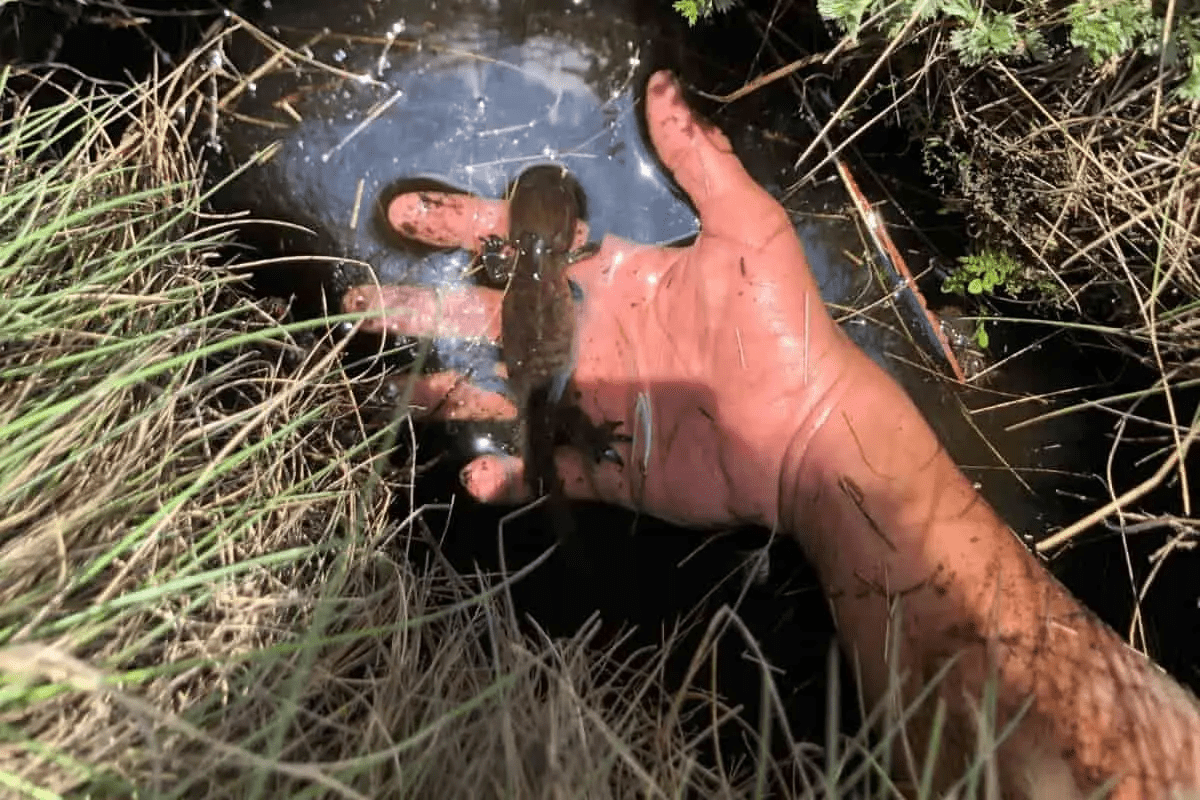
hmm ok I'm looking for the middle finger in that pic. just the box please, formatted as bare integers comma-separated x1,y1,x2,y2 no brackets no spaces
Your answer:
342,283,504,341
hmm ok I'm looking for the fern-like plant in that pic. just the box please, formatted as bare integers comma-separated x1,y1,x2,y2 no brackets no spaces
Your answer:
672,0,738,26
1068,0,1156,63
806,0,1198,96
950,10,1021,64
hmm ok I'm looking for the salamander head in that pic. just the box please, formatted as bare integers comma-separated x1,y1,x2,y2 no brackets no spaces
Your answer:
507,163,584,253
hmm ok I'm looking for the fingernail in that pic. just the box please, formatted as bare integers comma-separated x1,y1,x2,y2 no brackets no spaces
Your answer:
648,70,677,97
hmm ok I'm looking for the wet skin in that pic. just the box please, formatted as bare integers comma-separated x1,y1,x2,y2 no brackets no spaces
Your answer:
342,71,1200,799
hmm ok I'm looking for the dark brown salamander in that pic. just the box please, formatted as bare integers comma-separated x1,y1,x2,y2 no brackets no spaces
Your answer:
502,164,583,538
500,164,625,538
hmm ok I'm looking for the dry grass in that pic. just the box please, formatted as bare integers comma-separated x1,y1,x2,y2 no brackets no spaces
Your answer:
923,59,1200,360
0,29,785,800
762,3,1200,365
723,0,1200,562
894,17,1200,567
0,15,1074,800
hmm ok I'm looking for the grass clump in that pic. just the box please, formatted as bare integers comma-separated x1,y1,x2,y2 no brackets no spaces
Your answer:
813,0,1200,364
0,40,748,800
802,0,1200,552
0,53,392,795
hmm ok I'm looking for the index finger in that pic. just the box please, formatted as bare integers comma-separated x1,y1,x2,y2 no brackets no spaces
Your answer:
387,191,507,251
342,283,503,341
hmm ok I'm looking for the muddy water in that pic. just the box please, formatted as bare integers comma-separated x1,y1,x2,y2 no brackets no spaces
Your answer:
212,0,1117,754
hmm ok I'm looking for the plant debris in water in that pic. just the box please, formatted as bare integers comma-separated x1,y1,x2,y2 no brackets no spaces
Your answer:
676,0,1198,661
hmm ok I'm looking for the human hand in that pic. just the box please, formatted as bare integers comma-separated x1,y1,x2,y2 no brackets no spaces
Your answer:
342,70,862,530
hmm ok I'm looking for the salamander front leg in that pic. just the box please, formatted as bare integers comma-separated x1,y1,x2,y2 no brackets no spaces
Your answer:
554,405,631,467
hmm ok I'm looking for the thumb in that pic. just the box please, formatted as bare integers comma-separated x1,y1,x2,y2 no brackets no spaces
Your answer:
643,70,785,242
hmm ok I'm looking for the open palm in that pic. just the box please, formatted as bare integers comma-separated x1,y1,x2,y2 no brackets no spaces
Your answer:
342,71,854,530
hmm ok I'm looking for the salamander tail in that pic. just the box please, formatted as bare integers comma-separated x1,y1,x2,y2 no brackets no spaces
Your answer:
525,385,576,542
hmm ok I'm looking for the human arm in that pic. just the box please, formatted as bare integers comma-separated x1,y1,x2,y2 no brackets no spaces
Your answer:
342,69,1200,798
779,330,1200,798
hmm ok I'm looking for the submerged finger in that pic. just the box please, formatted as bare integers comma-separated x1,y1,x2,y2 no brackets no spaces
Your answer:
342,283,503,340
385,370,517,422
460,447,628,506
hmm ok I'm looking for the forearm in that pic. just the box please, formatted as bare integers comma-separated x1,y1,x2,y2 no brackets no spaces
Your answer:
778,336,1200,798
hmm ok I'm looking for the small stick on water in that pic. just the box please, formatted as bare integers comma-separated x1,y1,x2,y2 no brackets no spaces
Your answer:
350,178,365,230
323,89,404,162
690,50,832,104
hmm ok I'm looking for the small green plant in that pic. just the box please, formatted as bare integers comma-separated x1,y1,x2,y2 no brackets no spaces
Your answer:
672,0,737,26
1068,0,1156,64
946,6,1023,65
942,249,1023,296
973,314,990,348
818,0,891,38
